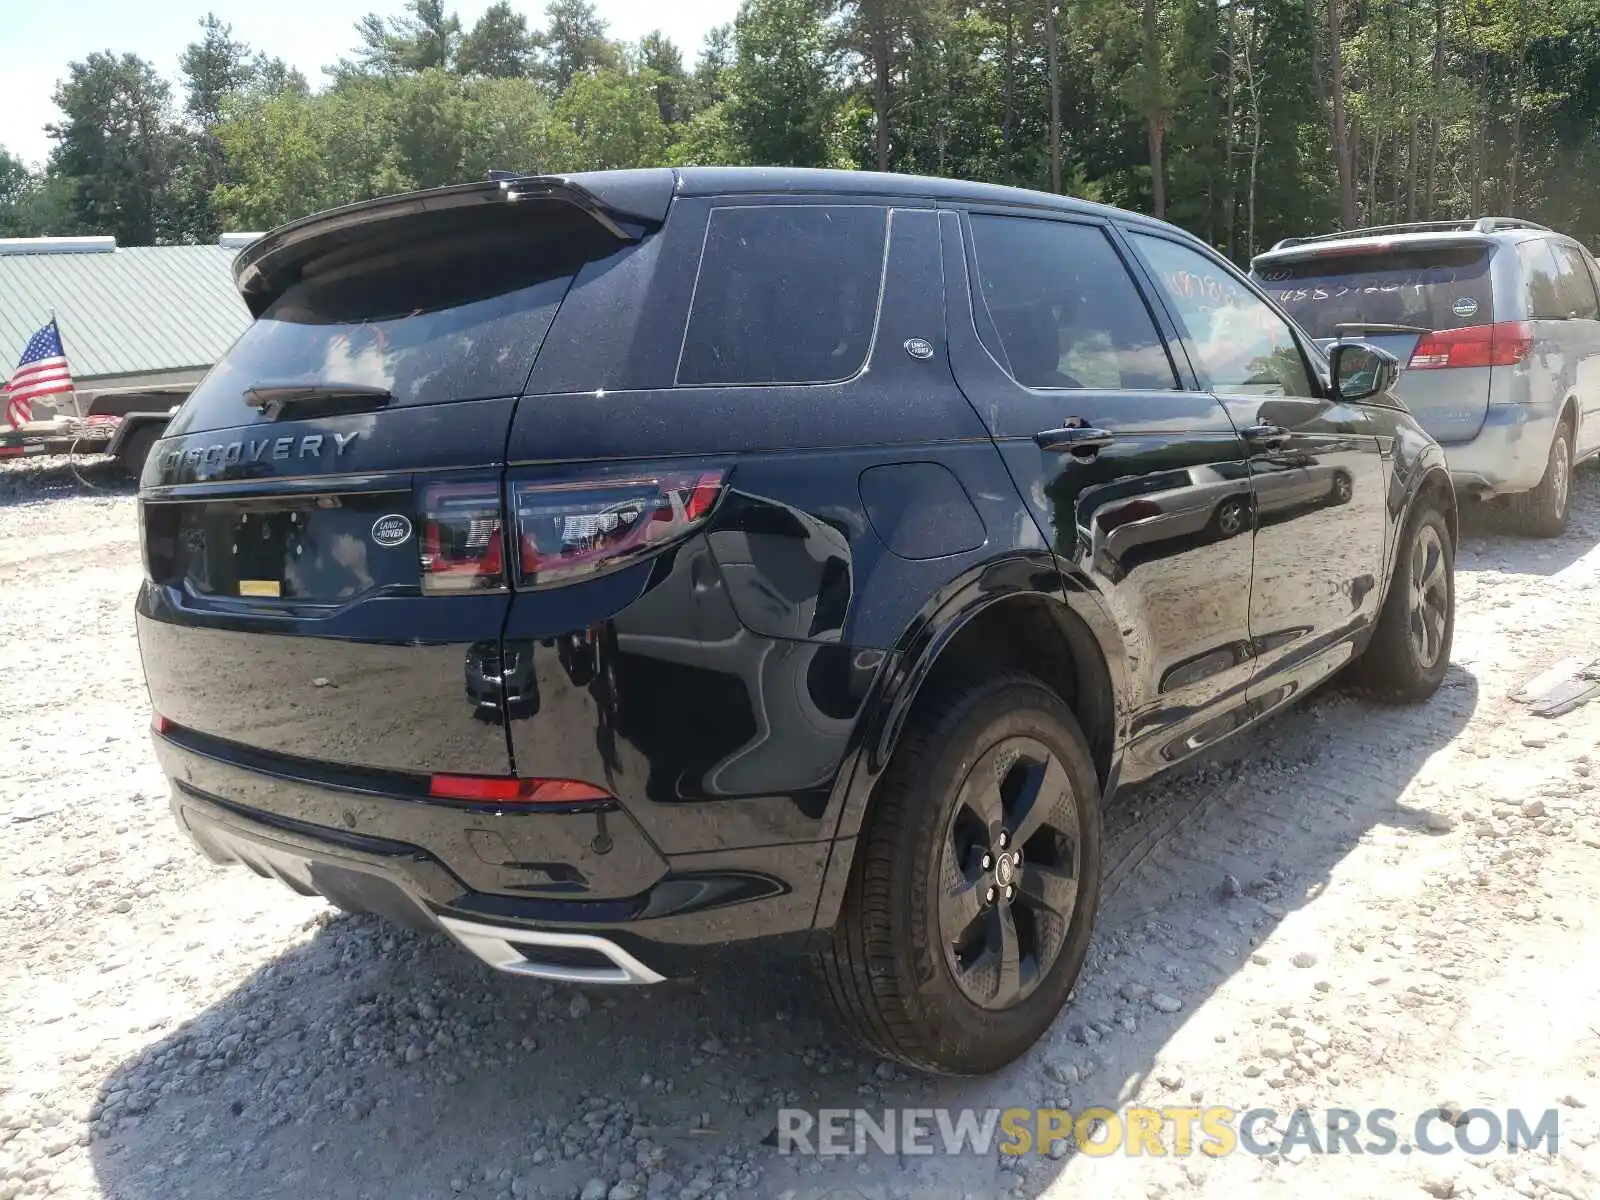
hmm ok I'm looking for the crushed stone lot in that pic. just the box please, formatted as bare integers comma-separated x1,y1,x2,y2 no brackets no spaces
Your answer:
3,454,1600,1200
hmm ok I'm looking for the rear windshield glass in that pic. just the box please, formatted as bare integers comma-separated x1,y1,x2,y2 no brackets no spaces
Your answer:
184,203,619,423
1253,245,1493,339
677,205,887,386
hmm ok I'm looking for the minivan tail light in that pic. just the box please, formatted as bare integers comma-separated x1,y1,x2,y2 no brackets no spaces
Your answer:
1408,321,1533,370
510,470,726,589
420,482,506,595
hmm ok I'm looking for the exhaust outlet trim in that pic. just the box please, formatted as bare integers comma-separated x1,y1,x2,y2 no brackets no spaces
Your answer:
436,915,665,985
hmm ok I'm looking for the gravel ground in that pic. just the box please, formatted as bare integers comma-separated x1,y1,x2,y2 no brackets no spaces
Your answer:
3,453,1599,1200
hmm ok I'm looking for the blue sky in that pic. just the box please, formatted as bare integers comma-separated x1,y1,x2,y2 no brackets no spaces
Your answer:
1,0,738,168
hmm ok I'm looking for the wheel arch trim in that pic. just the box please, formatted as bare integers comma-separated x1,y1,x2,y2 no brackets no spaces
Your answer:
811,551,1127,930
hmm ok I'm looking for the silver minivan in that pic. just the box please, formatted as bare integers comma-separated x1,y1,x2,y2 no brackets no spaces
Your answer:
1251,217,1600,535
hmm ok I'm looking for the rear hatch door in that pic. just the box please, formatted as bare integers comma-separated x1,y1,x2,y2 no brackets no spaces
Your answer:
1253,238,1497,443
139,176,667,777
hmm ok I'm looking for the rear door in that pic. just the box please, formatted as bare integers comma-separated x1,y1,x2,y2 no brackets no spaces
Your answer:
942,207,1258,781
137,182,654,777
1546,240,1600,456
1128,230,1389,704
1253,239,1498,445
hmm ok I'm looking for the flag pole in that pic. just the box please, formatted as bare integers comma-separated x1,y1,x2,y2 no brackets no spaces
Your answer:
49,308,81,418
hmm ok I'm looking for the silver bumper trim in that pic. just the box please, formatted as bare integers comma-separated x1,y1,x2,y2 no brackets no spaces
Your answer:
435,915,665,985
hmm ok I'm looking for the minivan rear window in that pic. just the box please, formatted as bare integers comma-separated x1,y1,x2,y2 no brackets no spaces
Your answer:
676,205,887,386
183,203,621,426
1253,245,1493,339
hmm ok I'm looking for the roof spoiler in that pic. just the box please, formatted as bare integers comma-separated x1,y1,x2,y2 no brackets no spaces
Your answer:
233,174,671,317
1264,216,1549,256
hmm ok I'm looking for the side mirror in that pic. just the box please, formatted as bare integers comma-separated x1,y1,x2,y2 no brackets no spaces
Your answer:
1330,340,1400,403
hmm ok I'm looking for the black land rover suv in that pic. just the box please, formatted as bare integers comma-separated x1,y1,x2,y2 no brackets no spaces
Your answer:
138,168,1456,1075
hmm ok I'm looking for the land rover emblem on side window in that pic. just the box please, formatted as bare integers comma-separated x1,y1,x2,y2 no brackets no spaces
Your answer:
372,514,413,547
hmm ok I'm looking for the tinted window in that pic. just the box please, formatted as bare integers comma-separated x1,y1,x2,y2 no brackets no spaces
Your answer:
677,205,887,386
1133,233,1313,397
1518,240,1568,319
1550,243,1600,320
967,215,1176,390
186,203,617,422
1253,245,1493,338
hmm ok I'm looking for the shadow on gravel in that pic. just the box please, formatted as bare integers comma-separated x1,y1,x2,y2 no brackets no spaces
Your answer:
1454,463,1600,577
0,456,134,507
89,671,1479,1200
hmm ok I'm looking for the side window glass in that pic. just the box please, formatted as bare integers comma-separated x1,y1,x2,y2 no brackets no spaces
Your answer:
1129,233,1314,397
1518,240,1568,319
677,205,887,386
966,214,1177,390
1551,243,1600,320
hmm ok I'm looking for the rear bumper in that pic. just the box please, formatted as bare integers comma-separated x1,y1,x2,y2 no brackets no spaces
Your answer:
159,730,832,980
1438,401,1560,498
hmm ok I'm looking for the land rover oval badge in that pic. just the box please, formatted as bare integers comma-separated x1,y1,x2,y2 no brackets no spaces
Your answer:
372,514,413,547
904,337,935,360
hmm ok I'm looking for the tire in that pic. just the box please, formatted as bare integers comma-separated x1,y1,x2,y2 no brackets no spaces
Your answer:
1210,494,1249,538
1511,418,1572,538
115,424,160,483
815,673,1103,1075
1352,503,1454,703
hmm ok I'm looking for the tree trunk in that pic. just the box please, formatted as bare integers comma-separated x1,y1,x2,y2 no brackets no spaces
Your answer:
1046,0,1061,192
1144,0,1165,218
1002,8,1016,146
1406,26,1418,221
1328,0,1356,227
1470,47,1484,214
1224,0,1239,257
1426,0,1443,217
1245,5,1262,257
1367,132,1382,219
1508,48,1526,215
873,23,891,172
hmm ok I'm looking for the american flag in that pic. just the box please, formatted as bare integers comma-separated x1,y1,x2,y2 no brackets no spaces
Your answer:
5,319,75,429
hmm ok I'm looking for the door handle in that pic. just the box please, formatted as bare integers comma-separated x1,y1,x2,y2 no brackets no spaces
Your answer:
1035,426,1117,454
1241,424,1291,448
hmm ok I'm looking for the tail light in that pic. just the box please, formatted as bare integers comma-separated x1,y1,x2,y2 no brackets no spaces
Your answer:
1408,321,1533,370
429,773,612,806
509,470,726,589
420,482,506,595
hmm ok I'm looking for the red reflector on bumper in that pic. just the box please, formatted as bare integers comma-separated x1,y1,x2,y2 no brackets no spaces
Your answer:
153,714,173,734
428,774,612,805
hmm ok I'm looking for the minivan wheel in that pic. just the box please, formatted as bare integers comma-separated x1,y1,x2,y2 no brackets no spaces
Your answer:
1352,504,1454,703
815,673,1103,1075
1512,419,1572,538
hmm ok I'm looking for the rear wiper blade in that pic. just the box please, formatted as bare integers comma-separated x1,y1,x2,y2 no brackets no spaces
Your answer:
244,384,393,420
1333,322,1433,336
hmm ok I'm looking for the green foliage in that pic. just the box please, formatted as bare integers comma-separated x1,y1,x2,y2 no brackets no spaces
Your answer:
346,0,462,76
49,53,185,245
638,32,691,127
458,2,535,79
13,0,1600,253
540,0,622,91
731,0,844,168
552,69,671,170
